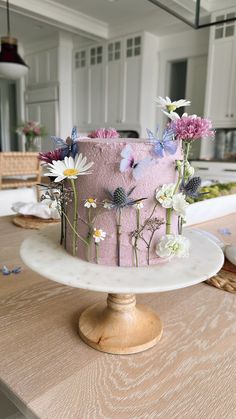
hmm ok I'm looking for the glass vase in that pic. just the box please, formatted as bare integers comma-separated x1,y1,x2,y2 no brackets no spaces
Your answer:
25,136,40,152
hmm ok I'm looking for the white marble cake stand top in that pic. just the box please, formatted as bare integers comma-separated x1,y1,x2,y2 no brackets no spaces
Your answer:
20,227,224,294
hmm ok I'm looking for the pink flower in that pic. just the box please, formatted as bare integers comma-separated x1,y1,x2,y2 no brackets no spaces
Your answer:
38,149,65,165
171,115,214,142
88,128,119,139
33,127,41,135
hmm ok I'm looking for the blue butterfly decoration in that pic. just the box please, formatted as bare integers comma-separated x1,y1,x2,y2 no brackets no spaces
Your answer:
120,144,153,180
146,126,177,158
51,127,79,158
1,265,22,275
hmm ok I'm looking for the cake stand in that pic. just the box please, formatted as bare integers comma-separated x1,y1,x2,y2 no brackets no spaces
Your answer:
20,227,224,355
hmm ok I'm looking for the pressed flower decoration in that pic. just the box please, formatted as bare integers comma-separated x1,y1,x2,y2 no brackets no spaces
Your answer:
93,228,107,264
120,144,153,179
84,198,97,209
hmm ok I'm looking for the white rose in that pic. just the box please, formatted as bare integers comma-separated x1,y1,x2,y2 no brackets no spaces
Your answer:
156,184,175,208
172,193,189,218
156,235,190,259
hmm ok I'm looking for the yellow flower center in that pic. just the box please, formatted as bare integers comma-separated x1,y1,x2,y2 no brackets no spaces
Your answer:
167,104,177,112
88,198,95,203
94,230,102,237
63,168,79,177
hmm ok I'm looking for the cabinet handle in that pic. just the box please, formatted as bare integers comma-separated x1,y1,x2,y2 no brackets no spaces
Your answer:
226,114,229,117
197,167,209,171
223,169,236,172
231,113,234,117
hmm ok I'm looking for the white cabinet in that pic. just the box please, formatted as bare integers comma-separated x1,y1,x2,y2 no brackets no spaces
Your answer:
205,8,236,128
26,48,58,87
191,160,236,183
73,32,157,135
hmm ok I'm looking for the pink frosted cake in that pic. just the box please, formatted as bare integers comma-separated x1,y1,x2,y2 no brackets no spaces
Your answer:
64,137,182,267
40,97,214,268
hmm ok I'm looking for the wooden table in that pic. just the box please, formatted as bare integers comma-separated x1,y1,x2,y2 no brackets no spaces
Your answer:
0,215,236,419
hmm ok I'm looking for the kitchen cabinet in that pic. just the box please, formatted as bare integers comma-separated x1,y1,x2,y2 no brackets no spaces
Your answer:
191,160,236,183
205,8,236,129
73,32,157,136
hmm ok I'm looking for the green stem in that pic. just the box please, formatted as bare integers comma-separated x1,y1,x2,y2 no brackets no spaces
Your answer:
134,208,141,267
61,210,88,247
70,179,78,256
116,209,122,267
166,208,172,234
95,243,99,264
147,230,155,266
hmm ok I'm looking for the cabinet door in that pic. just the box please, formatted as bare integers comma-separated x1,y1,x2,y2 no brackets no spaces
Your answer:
207,39,234,124
88,45,105,125
106,40,123,124
73,50,89,126
123,36,142,125
26,101,59,152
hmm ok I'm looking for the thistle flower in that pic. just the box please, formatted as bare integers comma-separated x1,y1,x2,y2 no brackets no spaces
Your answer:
171,114,214,142
88,128,119,139
180,176,203,198
106,186,146,209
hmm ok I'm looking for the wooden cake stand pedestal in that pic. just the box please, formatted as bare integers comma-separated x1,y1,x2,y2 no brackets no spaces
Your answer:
20,227,224,355
79,293,162,354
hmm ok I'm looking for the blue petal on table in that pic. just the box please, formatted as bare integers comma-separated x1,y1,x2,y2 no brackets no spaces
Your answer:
1,265,11,275
218,227,232,236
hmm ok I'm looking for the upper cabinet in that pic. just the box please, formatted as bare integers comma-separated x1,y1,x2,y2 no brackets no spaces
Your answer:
73,32,158,136
204,8,236,128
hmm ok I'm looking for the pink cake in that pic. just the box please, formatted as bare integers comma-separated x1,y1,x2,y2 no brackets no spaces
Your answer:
65,137,182,267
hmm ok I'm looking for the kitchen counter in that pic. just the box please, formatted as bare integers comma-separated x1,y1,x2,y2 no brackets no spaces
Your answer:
0,215,236,418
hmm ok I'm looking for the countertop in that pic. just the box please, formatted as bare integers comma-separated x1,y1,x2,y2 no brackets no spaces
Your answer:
0,215,236,419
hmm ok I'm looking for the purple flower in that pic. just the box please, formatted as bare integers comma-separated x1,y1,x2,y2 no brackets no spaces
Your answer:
88,128,119,139
38,148,65,165
171,115,215,142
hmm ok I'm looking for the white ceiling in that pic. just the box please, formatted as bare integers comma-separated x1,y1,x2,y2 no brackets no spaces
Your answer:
1,0,233,44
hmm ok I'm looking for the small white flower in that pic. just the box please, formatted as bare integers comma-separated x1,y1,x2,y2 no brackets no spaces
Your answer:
172,193,189,218
185,161,195,178
156,234,190,259
84,198,97,208
93,228,106,243
44,154,94,182
103,201,113,210
134,201,144,210
156,184,175,208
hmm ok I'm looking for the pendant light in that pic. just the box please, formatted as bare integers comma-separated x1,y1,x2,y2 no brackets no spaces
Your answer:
0,0,28,79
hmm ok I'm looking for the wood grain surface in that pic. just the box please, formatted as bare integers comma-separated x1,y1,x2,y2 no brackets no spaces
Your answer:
0,215,236,419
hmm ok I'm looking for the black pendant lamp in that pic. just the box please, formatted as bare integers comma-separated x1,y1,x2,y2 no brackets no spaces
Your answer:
0,0,28,79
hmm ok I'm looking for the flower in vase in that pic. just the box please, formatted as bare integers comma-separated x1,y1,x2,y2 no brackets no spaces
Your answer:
155,96,191,120
45,154,94,182
171,114,215,142
84,198,97,208
155,184,175,208
156,234,190,259
93,228,106,243
172,193,189,218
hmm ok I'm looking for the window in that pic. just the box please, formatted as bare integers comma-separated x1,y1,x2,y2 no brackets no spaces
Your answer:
108,41,121,62
215,12,235,39
126,36,141,58
75,50,86,68
90,46,103,65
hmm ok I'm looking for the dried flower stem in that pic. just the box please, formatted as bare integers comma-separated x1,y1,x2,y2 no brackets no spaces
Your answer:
70,179,78,256
61,210,88,247
179,142,191,233
116,208,122,266
147,230,156,265
134,208,141,267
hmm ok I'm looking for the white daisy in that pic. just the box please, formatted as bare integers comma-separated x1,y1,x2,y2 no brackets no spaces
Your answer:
133,201,144,210
84,198,97,208
155,97,191,120
45,154,94,182
93,228,106,243
103,201,113,210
